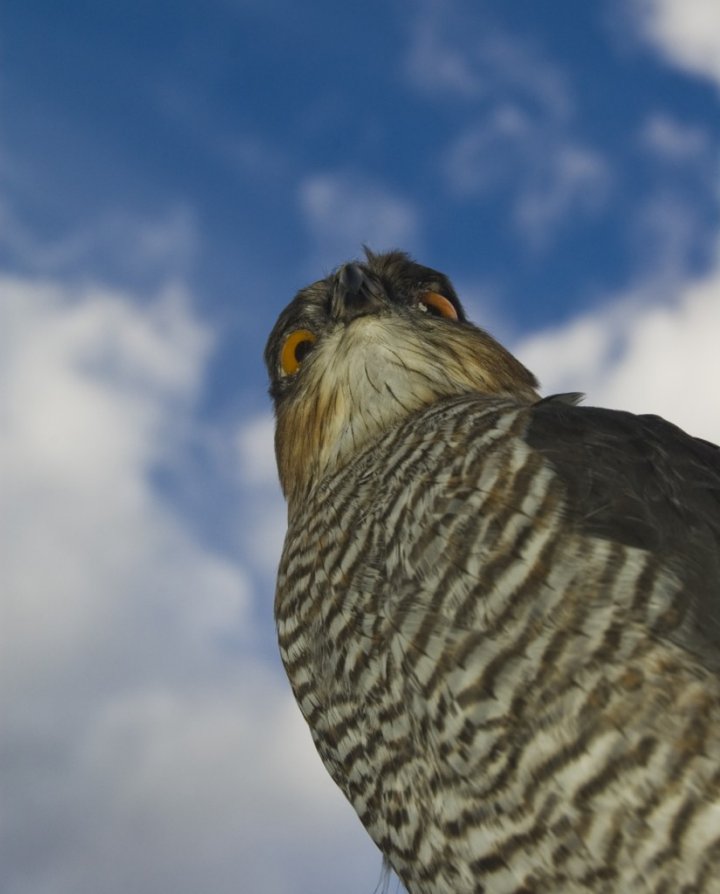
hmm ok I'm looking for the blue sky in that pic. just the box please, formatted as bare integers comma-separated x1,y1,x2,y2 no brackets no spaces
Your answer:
2,2,720,893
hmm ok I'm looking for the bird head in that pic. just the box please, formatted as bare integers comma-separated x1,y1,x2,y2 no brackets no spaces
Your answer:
265,250,539,506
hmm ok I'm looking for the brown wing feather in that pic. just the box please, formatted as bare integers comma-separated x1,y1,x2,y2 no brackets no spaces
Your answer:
526,395,720,671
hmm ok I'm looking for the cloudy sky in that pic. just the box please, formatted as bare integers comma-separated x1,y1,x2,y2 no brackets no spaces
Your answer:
2,2,720,893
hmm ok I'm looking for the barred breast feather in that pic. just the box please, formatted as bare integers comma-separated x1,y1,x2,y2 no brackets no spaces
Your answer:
275,392,720,894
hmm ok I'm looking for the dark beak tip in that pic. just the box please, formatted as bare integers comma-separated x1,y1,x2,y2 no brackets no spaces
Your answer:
332,261,386,322
337,262,366,296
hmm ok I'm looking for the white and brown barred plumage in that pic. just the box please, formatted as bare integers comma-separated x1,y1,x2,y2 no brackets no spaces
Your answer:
265,250,720,893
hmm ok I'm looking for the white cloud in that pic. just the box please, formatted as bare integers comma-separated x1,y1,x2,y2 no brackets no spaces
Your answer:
631,0,720,90
0,274,383,894
237,412,278,486
515,241,720,443
0,277,236,673
235,412,288,576
298,172,420,268
16,670,380,894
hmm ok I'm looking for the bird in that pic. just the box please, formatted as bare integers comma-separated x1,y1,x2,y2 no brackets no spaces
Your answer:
264,249,720,894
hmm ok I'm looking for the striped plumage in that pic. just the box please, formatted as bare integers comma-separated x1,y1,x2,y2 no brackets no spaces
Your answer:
265,251,720,893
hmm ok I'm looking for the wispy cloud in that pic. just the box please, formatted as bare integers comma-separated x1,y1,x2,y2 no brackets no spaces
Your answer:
404,0,571,117
629,113,719,282
629,188,719,286
0,200,199,283
298,172,420,269
221,131,291,181
444,107,611,246
638,112,712,162
403,1,611,246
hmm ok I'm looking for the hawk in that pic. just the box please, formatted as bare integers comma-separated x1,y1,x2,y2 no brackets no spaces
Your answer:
265,250,720,894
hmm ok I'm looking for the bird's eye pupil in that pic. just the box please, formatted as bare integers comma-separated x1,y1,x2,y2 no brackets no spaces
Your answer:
294,339,314,364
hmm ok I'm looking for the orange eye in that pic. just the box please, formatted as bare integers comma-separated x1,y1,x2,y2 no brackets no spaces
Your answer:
418,291,459,321
280,329,317,376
